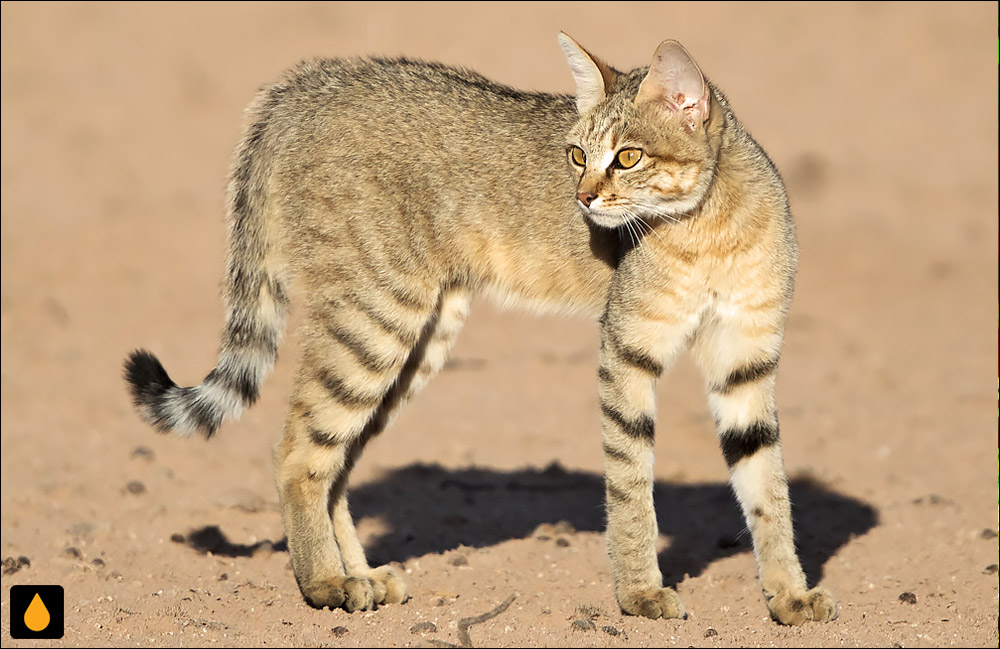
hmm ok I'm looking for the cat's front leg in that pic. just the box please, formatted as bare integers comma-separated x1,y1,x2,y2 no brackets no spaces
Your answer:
690,306,837,625
598,299,694,619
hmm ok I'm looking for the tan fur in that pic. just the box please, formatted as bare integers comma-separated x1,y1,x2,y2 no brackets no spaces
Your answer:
124,35,836,625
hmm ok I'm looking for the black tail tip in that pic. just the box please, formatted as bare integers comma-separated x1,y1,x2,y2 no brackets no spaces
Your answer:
124,348,176,405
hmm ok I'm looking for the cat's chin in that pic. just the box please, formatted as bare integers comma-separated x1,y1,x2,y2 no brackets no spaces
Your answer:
580,209,638,230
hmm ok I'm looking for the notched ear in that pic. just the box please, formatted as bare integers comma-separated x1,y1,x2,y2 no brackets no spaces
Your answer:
635,40,710,132
558,32,617,114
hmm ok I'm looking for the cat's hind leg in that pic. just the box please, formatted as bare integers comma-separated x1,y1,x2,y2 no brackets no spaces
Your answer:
275,286,442,611
691,308,837,625
327,287,471,607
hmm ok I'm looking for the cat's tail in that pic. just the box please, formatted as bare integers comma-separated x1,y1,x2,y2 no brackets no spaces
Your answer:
124,88,289,438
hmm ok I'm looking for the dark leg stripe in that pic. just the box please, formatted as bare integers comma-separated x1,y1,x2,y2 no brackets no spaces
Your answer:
324,324,398,374
353,299,421,348
602,442,632,463
606,482,630,502
713,357,778,394
720,422,779,467
600,404,655,443
597,366,613,384
308,426,341,448
607,330,663,377
317,368,384,410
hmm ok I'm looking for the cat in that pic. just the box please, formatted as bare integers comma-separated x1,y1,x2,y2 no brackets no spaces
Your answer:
123,33,837,625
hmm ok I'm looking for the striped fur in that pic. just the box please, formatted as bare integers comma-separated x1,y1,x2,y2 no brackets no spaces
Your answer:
123,35,835,625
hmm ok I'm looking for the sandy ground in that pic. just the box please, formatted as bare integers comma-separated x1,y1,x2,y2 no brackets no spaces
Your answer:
2,2,997,647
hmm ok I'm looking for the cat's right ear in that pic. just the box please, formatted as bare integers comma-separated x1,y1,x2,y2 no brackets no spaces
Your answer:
558,33,616,114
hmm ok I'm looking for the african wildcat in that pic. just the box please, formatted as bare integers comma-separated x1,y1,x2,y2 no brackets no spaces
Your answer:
124,34,837,625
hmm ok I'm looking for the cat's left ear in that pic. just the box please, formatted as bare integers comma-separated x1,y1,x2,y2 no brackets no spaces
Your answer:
635,40,710,132
558,33,617,114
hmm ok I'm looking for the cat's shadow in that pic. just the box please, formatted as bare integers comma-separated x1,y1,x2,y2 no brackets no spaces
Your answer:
351,463,877,588
184,463,877,589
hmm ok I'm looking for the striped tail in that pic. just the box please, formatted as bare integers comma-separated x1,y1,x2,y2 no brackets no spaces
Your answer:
124,88,288,438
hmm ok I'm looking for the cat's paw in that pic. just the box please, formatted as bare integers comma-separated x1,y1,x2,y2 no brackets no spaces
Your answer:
302,576,377,612
368,564,409,605
618,587,687,620
767,587,837,626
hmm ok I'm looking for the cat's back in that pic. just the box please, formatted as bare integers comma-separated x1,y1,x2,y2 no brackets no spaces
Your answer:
265,57,575,157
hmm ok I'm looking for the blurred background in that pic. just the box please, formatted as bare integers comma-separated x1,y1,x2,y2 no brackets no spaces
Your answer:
2,3,997,647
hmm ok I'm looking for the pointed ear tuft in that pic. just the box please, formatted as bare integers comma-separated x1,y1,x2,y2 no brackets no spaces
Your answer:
635,40,710,132
558,32,617,114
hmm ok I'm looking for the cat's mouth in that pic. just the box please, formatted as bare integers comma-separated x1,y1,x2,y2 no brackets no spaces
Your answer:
576,202,643,230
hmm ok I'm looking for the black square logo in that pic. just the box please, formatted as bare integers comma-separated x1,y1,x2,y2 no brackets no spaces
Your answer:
9,585,64,639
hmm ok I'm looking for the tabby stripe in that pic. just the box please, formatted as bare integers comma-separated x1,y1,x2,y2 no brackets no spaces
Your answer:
317,368,384,410
607,330,663,377
353,299,420,348
325,324,398,373
606,482,630,503
224,314,279,355
597,366,614,384
719,422,779,467
602,442,632,463
712,358,778,394
386,282,435,312
600,403,655,443
354,243,435,313
308,426,342,448
206,366,258,405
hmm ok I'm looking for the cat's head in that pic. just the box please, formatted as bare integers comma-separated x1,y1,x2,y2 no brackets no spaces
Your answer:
558,34,718,229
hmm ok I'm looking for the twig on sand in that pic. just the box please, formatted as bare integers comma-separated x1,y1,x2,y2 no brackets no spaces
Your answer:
428,593,517,648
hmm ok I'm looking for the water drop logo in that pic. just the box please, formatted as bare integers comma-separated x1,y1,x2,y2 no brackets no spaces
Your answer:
10,585,64,639
24,592,51,631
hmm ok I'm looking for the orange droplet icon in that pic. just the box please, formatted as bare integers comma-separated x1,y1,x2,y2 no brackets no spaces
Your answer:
24,592,51,632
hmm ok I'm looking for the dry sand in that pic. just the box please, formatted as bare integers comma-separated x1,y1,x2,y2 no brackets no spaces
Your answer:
2,3,997,647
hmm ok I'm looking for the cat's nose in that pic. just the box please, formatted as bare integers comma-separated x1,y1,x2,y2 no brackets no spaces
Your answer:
577,192,598,207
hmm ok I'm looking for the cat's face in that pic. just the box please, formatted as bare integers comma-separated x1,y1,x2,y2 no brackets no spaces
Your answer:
566,95,712,229
559,35,715,229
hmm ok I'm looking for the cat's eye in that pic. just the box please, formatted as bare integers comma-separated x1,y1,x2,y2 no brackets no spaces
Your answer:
617,149,642,169
569,146,586,166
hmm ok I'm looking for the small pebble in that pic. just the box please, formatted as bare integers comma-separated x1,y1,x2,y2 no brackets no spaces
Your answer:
898,592,917,604
984,564,998,575
601,625,620,636
64,546,83,560
91,558,105,567
981,529,999,540
571,619,596,632
555,537,570,547
409,622,437,634
448,554,468,567
331,626,349,637
705,628,719,637
170,533,186,544
126,480,146,495
131,446,155,461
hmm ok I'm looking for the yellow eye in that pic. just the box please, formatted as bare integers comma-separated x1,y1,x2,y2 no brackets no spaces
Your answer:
569,146,586,166
617,148,642,169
